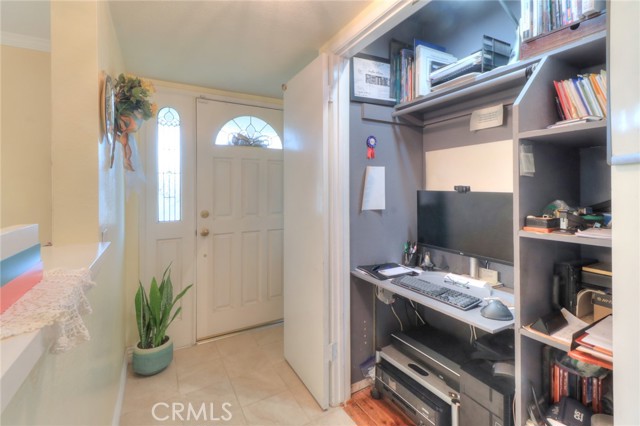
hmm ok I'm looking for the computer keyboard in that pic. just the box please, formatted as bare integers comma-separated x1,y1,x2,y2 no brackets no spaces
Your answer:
392,275,482,311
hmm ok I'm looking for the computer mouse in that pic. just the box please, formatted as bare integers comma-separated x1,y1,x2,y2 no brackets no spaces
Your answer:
481,300,513,321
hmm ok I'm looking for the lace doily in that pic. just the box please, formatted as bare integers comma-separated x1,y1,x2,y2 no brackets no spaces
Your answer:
0,268,96,353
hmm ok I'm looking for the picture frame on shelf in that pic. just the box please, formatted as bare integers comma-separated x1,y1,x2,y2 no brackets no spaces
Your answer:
350,54,395,106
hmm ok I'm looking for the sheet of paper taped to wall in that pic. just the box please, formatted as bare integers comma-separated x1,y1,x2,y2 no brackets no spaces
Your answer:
362,166,385,211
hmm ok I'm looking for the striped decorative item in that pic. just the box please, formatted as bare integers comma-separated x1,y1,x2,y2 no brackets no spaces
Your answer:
0,225,43,314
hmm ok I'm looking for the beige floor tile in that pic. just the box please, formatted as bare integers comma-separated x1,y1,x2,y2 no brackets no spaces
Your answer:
120,406,184,426
178,360,229,395
229,368,288,407
215,332,259,358
289,382,325,421
251,323,284,347
174,341,221,375
273,360,306,389
120,325,353,426
261,340,285,364
242,390,310,426
179,390,246,425
121,386,184,416
303,407,357,426
221,349,272,378
124,361,179,403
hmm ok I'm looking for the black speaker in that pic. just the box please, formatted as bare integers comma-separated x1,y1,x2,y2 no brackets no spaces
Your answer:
553,259,596,314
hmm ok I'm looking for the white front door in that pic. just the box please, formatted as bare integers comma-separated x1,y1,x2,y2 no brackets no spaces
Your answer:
195,99,284,339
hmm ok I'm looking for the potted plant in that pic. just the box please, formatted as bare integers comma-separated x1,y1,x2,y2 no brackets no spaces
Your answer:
132,265,192,376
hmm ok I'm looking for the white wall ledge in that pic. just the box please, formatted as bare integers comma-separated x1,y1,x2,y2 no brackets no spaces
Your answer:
0,242,110,412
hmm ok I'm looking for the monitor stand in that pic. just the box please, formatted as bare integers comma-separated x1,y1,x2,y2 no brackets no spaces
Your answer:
469,256,479,278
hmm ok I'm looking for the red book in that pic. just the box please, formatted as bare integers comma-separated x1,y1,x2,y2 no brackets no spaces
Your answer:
568,349,613,370
553,80,573,119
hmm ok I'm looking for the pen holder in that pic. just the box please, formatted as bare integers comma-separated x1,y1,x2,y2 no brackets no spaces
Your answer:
403,252,421,267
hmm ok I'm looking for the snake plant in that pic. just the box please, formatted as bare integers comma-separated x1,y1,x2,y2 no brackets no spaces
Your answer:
135,265,193,349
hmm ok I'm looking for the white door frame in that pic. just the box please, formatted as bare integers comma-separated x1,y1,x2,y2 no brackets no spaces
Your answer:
139,83,283,349
323,0,426,405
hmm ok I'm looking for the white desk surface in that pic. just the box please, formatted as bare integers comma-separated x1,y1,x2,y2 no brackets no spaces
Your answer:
352,268,514,334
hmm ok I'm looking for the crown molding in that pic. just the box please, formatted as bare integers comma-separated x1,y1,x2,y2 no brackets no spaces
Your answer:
1,31,50,52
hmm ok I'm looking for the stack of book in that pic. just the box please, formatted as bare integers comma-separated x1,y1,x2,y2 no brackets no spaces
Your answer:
520,0,605,41
548,352,611,414
569,315,613,370
390,39,456,103
549,70,607,127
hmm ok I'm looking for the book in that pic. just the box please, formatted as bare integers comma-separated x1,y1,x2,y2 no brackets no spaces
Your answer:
570,78,591,117
414,43,456,97
546,116,602,129
578,76,603,117
568,349,612,370
554,80,573,119
582,262,612,276
355,263,413,280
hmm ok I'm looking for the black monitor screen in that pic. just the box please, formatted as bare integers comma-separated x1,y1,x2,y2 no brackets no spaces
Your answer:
417,190,513,265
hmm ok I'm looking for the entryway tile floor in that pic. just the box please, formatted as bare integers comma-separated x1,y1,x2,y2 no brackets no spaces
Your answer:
119,324,356,426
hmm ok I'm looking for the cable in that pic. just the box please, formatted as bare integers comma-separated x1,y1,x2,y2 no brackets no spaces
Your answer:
390,304,404,331
469,325,478,344
409,300,426,325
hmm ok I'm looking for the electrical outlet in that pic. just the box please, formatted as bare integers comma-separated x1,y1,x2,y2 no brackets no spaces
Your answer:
479,267,499,284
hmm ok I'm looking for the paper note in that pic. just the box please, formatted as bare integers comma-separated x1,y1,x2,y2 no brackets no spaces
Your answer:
470,104,504,131
362,166,385,211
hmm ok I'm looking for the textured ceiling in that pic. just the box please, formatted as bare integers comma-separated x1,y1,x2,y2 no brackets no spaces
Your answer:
108,1,372,98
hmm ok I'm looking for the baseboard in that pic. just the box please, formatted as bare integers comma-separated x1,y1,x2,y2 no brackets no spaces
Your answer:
350,379,371,395
112,353,129,426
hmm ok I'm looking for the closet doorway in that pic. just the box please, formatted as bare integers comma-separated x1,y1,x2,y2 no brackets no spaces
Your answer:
195,99,284,339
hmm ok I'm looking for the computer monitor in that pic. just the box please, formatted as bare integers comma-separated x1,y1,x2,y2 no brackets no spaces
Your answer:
417,190,514,265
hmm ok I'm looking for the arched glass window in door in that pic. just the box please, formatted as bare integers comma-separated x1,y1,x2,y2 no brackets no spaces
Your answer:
214,115,282,149
157,107,181,222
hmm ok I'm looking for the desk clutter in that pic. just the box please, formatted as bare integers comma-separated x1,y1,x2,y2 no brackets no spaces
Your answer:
523,199,611,239
390,35,511,104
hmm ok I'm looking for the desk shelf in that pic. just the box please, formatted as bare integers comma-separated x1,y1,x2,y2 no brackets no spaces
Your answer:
352,270,514,334
519,230,612,247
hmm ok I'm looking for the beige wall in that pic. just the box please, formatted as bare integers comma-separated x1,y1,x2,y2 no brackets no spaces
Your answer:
1,2,128,424
0,45,52,244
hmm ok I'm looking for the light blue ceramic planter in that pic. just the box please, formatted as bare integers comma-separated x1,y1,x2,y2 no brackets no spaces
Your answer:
132,336,173,376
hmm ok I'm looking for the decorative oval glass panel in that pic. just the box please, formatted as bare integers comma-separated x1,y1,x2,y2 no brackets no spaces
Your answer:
214,115,282,149
157,107,181,222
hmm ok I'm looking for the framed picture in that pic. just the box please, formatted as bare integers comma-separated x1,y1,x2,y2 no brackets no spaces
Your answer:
350,54,396,106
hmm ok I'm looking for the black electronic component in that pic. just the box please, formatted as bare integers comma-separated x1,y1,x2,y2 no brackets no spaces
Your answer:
417,190,514,265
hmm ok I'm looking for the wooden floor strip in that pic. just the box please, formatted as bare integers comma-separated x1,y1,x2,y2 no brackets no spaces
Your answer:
345,386,415,426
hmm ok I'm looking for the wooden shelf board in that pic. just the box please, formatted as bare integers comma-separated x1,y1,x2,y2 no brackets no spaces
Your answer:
521,326,571,352
519,121,607,147
519,230,612,247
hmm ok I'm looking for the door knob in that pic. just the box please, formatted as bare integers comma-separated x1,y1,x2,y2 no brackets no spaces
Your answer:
200,228,210,237
200,210,210,218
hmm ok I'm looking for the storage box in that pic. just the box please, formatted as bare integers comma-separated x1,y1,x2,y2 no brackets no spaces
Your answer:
592,292,612,321
0,225,43,313
520,13,606,60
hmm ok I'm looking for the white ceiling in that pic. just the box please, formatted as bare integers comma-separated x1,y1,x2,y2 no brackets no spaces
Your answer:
1,1,372,99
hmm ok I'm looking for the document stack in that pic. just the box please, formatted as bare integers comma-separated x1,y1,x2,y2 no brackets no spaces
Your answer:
569,315,613,371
